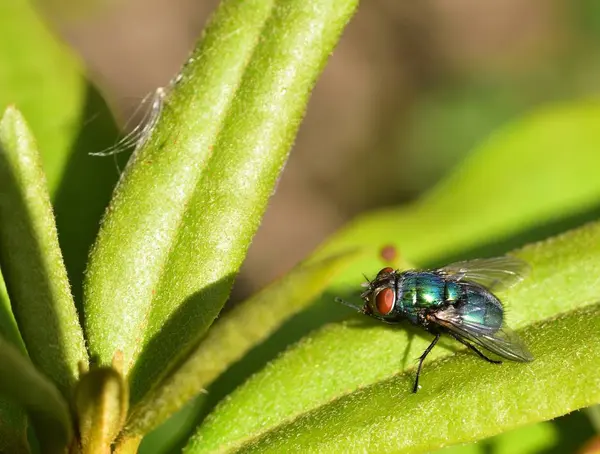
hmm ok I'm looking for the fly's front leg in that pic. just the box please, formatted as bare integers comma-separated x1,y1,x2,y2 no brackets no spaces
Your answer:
413,333,440,393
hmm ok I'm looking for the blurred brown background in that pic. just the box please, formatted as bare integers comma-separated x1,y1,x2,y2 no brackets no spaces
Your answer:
36,0,600,298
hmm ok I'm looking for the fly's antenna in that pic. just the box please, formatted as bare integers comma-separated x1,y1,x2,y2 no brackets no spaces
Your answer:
335,297,364,312
90,86,166,158
360,273,373,288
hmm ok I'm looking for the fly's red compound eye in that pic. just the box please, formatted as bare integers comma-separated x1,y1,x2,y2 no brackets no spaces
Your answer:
376,267,394,280
375,287,395,315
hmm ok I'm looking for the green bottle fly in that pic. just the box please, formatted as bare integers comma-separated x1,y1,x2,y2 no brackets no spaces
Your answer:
337,256,533,392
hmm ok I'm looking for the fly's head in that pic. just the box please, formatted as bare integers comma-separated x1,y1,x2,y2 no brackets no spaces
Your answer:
360,267,399,321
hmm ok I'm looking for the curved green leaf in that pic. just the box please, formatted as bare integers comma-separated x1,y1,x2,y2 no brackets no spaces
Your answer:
138,397,203,454
0,0,84,193
233,304,600,453
0,337,72,453
0,0,123,313
0,0,83,361
0,277,27,454
0,395,28,454
437,421,559,454
53,85,126,311
435,412,595,454
186,221,600,453
0,107,88,395
136,248,402,452
123,249,366,440
0,270,23,351
83,0,359,405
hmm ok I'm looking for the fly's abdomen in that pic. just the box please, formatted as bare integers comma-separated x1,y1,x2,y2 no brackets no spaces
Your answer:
456,286,503,331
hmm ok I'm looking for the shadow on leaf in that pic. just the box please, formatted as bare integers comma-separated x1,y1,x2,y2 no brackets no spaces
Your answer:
53,83,130,318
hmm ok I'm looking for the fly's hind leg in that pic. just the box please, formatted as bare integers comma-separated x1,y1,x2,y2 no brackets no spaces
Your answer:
448,332,502,364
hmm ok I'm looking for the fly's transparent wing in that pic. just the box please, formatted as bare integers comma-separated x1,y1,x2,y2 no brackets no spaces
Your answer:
430,306,533,362
438,256,530,291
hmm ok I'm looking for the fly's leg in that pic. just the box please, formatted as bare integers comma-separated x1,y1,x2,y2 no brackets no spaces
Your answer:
413,333,440,393
448,332,502,364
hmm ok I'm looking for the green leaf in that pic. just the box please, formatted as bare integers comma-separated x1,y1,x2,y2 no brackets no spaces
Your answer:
437,420,560,454
186,221,600,453
0,395,29,454
0,0,82,360
123,249,366,441
0,336,72,453
230,305,600,454
0,277,27,454
0,270,23,351
0,107,88,396
0,0,85,193
138,397,204,454
143,243,401,451
83,0,359,404
52,85,127,312
0,14,118,448
0,0,124,310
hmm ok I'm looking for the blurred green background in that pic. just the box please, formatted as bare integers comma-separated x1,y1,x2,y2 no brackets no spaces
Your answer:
4,0,600,452
36,0,600,297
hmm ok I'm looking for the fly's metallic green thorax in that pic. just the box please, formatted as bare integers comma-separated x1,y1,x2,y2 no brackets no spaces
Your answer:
398,271,460,308
338,255,533,393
